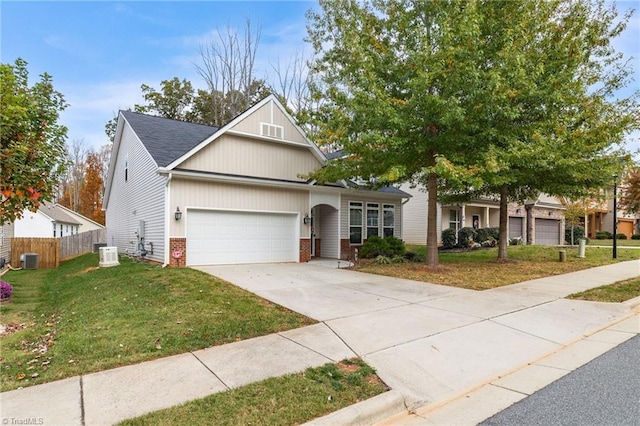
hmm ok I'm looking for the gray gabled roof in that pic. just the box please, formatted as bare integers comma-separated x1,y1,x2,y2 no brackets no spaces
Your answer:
39,202,81,225
121,111,219,167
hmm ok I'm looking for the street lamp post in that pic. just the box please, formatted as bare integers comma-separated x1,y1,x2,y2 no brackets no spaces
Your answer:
613,173,618,259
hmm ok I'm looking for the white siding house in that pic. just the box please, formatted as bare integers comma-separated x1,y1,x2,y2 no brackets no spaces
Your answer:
104,95,410,266
14,202,81,238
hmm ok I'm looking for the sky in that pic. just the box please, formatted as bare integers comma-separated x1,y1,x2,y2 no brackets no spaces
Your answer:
1,1,639,157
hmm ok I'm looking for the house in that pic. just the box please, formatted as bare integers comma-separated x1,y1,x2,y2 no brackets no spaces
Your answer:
14,202,82,238
103,95,409,266
0,222,14,267
56,204,105,232
587,191,639,239
401,185,566,245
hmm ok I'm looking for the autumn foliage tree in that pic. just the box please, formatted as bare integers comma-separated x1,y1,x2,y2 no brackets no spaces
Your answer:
0,58,68,224
79,152,105,224
620,166,640,215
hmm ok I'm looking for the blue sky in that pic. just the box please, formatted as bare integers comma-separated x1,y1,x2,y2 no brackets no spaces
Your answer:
2,1,639,157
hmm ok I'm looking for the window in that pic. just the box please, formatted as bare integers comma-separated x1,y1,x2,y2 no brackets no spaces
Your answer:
125,154,129,182
366,203,379,238
59,224,63,237
53,224,56,237
260,122,284,139
449,209,459,231
349,202,363,244
383,204,395,237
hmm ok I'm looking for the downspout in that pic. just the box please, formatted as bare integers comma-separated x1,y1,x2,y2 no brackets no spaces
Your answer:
163,173,172,267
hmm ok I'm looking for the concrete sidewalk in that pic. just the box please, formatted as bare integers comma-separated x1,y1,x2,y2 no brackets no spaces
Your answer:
1,259,639,425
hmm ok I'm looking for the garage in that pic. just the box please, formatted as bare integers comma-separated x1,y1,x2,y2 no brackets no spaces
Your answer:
186,209,298,265
508,217,524,240
534,218,561,245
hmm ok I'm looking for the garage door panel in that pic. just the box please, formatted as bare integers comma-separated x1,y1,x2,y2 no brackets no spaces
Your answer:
187,210,298,265
535,218,560,245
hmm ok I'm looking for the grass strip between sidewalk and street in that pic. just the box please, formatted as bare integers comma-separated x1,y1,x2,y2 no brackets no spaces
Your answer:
0,253,315,392
118,358,388,426
567,277,640,303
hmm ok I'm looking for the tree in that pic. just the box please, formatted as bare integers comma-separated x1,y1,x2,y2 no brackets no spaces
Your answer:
466,0,637,259
620,166,640,214
305,0,638,265
134,77,194,121
79,152,105,224
0,58,68,224
306,0,492,266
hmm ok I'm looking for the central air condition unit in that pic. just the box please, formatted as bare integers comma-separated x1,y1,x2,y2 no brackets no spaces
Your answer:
99,247,120,268
21,253,39,270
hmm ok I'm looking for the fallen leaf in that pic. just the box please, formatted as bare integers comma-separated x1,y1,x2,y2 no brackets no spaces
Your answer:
17,373,26,380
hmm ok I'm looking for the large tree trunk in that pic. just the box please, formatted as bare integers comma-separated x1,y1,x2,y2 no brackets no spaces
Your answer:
498,184,509,260
426,154,439,267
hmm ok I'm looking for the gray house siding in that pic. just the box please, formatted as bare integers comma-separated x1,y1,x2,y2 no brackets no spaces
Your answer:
106,122,166,262
0,222,14,264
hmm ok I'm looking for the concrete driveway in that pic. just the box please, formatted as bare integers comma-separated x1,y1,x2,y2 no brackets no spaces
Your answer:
195,260,637,408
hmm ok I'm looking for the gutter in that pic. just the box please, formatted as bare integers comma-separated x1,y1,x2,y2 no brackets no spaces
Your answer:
163,172,172,267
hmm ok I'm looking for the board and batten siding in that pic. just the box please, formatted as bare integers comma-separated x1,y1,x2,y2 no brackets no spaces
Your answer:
169,178,310,238
318,204,340,258
177,134,320,181
230,99,307,145
106,123,166,263
339,194,403,241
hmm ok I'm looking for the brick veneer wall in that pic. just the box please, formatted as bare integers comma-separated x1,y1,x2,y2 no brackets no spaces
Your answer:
169,237,186,267
300,239,311,262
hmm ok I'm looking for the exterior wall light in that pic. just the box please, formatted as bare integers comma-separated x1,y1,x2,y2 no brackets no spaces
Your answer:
303,213,311,225
174,207,182,221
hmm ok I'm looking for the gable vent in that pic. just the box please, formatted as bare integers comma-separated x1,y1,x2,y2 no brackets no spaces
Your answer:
260,122,284,139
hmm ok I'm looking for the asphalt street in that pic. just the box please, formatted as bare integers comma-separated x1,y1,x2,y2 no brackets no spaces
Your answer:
480,334,640,426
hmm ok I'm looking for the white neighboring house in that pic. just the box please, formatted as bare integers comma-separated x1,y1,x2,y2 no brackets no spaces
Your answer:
14,202,82,238
0,222,14,266
56,204,105,232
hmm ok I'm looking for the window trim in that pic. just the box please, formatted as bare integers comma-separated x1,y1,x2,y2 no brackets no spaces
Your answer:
366,202,380,239
383,204,395,238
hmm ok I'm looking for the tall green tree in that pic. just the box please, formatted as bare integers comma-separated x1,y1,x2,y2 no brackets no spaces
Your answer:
467,0,637,259
134,77,195,121
0,58,68,224
306,0,486,266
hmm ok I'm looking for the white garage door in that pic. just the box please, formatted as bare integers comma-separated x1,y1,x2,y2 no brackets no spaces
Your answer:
187,210,298,265
535,218,560,245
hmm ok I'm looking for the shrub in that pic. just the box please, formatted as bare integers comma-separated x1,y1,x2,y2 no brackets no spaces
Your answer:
475,228,490,243
391,255,408,264
458,227,477,248
360,235,405,258
632,234,640,240
485,227,500,241
565,225,585,245
442,228,457,249
595,231,613,240
374,255,392,264
617,233,628,240
0,281,13,300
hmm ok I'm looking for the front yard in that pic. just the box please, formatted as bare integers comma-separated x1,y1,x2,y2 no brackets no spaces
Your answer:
357,245,639,290
0,253,316,392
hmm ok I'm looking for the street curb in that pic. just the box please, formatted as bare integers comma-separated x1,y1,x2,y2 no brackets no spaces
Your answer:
302,390,407,426
623,295,640,311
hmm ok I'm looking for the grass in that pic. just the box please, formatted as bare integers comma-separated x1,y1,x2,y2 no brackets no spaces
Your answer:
359,245,639,290
568,277,640,303
587,239,640,247
0,253,315,392
118,358,388,426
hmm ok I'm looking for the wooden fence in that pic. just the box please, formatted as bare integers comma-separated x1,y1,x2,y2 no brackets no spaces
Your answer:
11,229,106,269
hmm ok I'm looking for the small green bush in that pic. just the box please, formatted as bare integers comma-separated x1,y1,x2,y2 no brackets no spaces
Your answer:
442,228,457,249
565,225,585,245
475,228,490,243
458,227,477,248
360,236,405,258
631,234,640,240
596,231,613,240
374,255,392,264
617,233,628,240
485,227,500,241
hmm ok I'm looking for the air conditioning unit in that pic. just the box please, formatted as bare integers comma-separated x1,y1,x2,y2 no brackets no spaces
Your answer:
99,247,120,268
21,253,39,270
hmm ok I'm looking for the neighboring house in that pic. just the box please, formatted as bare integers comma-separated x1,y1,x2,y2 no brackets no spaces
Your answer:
14,202,82,238
56,204,105,232
582,187,638,239
401,185,566,245
0,222,14,266
103,95,409,266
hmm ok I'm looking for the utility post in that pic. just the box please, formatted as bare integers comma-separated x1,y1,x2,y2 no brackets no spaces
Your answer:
613,173,618,259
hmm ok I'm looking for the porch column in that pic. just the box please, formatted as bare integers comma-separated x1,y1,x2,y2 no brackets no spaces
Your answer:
461,205,466,228
484,207,490,228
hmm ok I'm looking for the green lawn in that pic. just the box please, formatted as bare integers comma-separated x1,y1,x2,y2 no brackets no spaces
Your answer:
587,239,640,247
361,245,639,290
0,253,315,391
568,277,640,302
